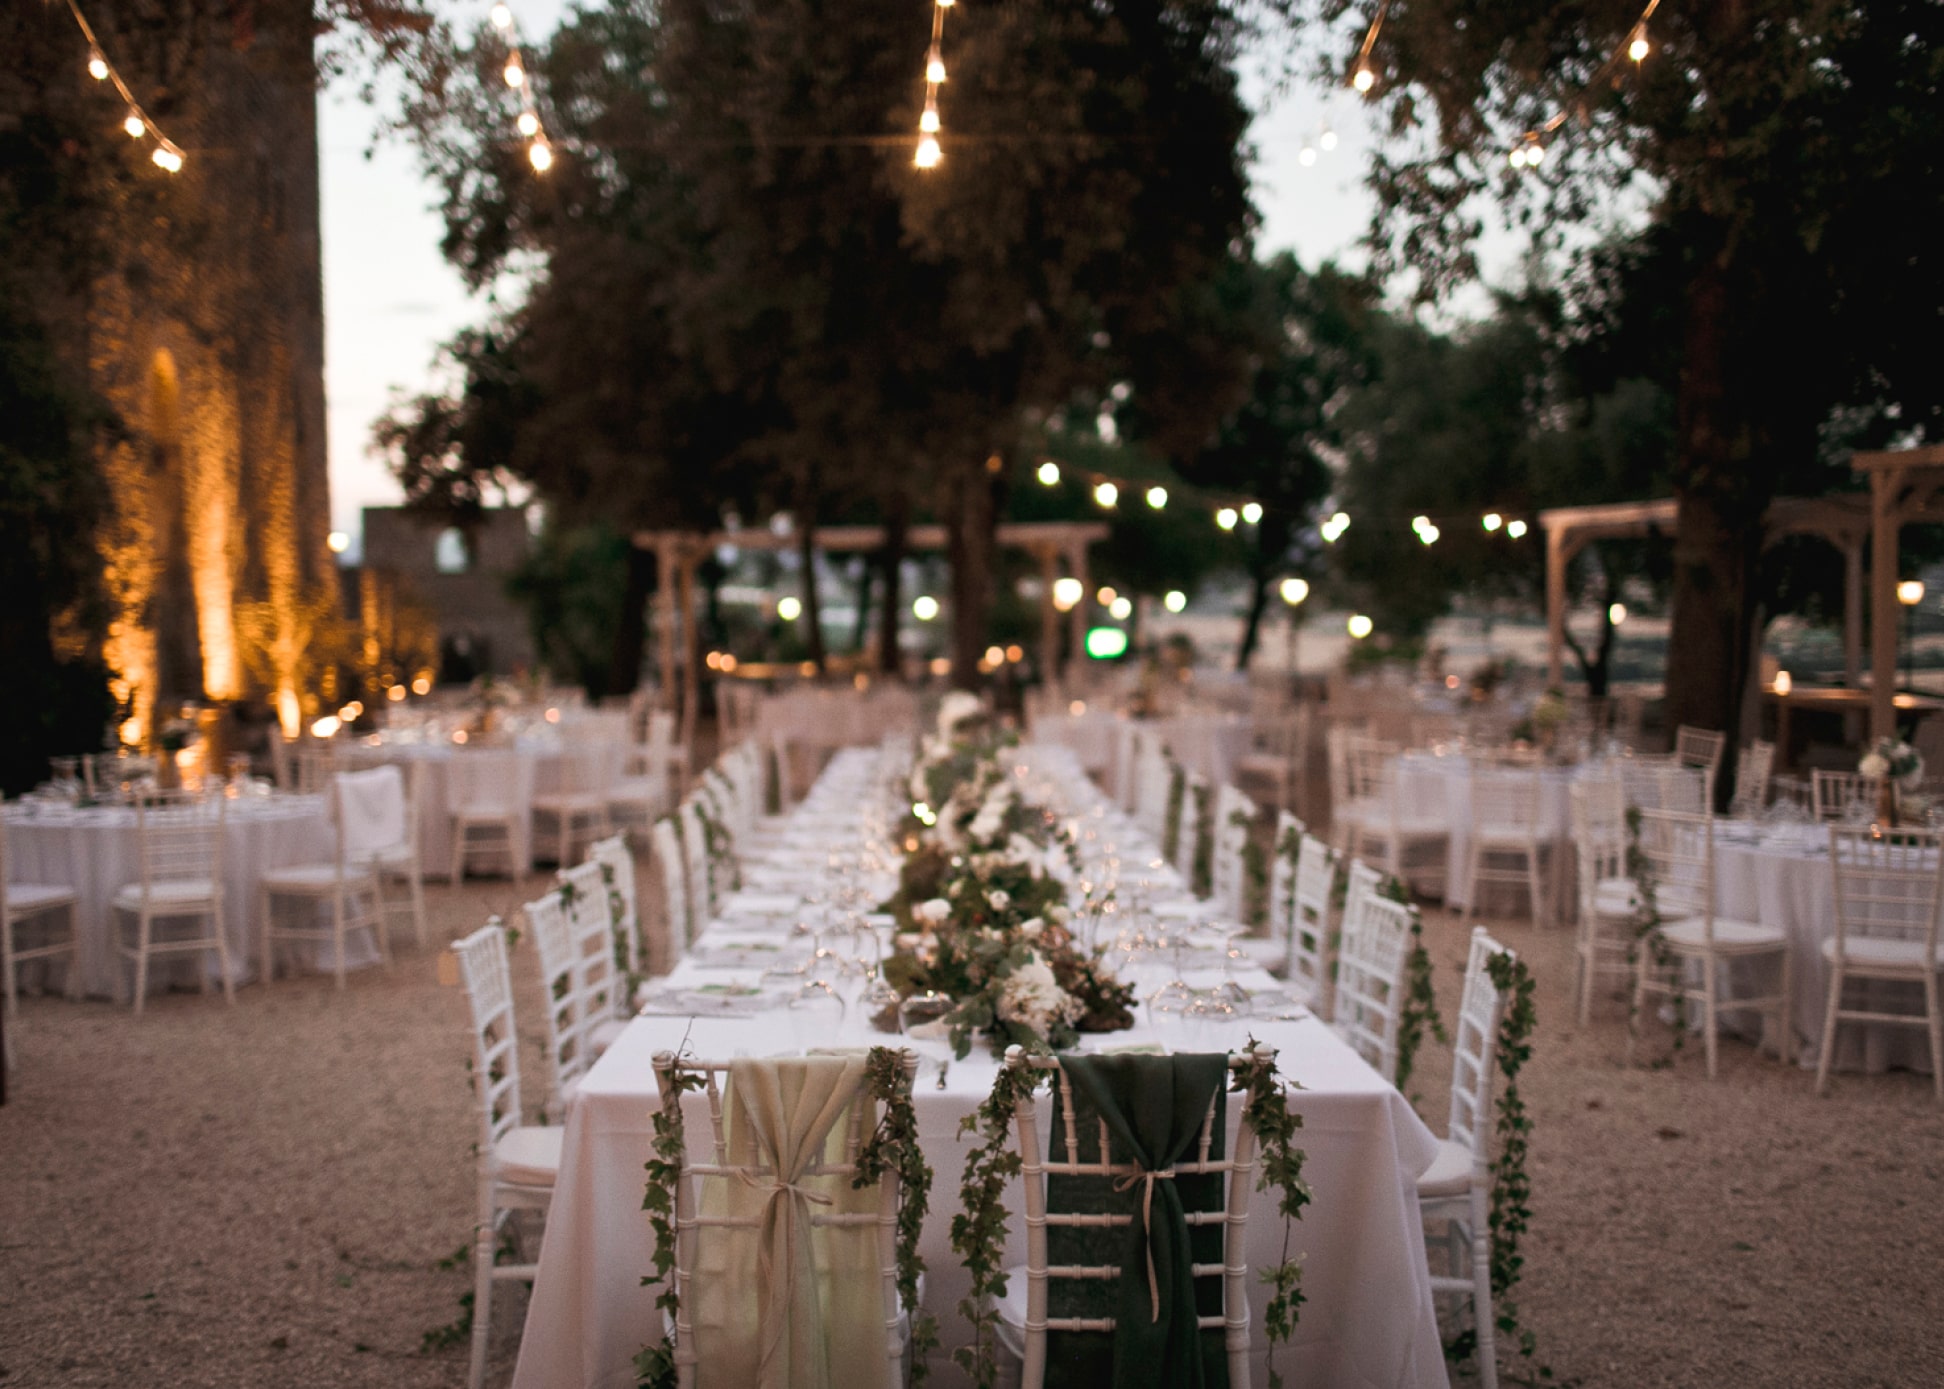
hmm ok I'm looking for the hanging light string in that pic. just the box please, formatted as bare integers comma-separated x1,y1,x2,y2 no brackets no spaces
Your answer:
1348,0,1389,93
914,0,953,169
1508,0,1662,167
489,3,553,172
62,0,184,172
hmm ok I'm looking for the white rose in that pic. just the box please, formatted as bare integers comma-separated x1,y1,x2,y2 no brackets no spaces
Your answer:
1860,752,1890,778
895,932,925,951
996,957,1082,1036
1020,917,1044,939
986,889,1011,912
1048,904,1071,925
938,692,984,736
915,898,951,925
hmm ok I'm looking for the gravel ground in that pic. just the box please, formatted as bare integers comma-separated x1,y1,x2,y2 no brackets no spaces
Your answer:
4,865,1942,1388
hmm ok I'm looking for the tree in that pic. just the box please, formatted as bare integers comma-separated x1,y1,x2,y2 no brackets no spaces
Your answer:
1314,0,1944,751
388,0,1268,691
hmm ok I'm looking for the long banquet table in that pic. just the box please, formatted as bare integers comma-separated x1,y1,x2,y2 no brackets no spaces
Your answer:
510,746,1447,1389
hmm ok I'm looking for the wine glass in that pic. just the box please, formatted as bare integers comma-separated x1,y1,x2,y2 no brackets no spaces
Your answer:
787,979,846,1053
898,992,956,1087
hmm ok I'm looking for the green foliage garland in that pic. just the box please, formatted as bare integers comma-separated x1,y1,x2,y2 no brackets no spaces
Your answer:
1380,875,1449,1095
691,798,742,898
1233,808,1270,927
1190,780,1215,897
1443,953,1555,1384
635,1047,933,1389
1233,1041,1311,1389
1622,806,1685,1050
1161,759,1187,863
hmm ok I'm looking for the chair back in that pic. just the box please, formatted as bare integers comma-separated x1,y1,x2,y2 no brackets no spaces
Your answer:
1471,768,1540,832
524,889,594,1101
453,920,527,1163
652,1051,919,1389
1730,740,1775,817
1674,724,1726,790
589,835,642,980
1633,808,1715,932
1290,831,1339,1010
1446,928,1512,1164
1616,756,1668,811
133,792,224,893
295,742,337,795
1005,1050,1260,1389
332,764,410,864
677,800,716,923
1209,784,1255,922
1812,769,1881,822
649,816,693,962
445,750,523,815
1266,811,1301,969
1657,765,1710,815
1332,881,1413,1081
559,857,624,1025
1569,777,1629,921
1828,826,1944,962
1173,772,1207,880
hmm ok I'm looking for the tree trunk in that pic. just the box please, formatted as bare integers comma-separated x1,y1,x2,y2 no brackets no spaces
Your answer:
947,457,1000,691
1234,569,1272,671
796,519,826,674
877,490,908,679
606,542,656,696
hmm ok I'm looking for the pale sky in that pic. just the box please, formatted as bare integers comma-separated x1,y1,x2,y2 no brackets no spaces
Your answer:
317,13,1512,546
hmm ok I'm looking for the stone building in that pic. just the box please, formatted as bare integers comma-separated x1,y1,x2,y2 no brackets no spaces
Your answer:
357,507,536,681
78,1,336,738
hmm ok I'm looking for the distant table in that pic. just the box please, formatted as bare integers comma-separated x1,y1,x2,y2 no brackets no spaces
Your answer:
2,793,364,1000
1763,685,1944,768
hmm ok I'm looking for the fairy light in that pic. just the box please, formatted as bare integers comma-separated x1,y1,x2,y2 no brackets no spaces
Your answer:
1093,481,1119,509
1241,502,1264,525
1628,23,1651,63
1216,507,1238,531
1350,0,1389,93
1319,125,1338,152
1507,0,1661,171
489,4,554,174
1145,486,1168,510
63,0,184,173
517,110,539,137
1037,461,1060,485
915,0,953,168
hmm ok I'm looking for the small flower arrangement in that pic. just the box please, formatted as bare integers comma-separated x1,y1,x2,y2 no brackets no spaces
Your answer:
156,718,198,754
1859,737,1924,789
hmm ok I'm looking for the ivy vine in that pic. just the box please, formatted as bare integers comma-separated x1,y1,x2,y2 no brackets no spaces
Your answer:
1232,809,1269,927
635,1046,933,1389
1161,759,1187,863
1380,874,1449,1095
691,797,742,900
1233,1040,1311,1389
1189,780,1215,897
1622,806,1685,1051
1444,952,1558,1385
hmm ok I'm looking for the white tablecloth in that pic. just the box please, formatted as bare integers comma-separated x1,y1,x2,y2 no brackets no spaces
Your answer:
509,748,1446,1389
2,794,367,999
1035,712,1254,795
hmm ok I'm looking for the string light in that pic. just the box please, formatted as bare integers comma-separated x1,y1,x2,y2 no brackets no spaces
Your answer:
1319,125,1338,152
1299,144,1317,167
1037,461,1060,485
1145,485,1168,510
1507,519,1529,539
1350,0,1389,93
1483,513,1503,531
489,4,554,175
1241,502,1264,525
1216,507,1238,531
63,0,184,173
1093,481,1119,509
1507,0,1661,171
914,0,954,169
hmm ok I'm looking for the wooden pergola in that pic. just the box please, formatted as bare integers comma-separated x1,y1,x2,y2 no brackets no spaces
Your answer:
1857,445,1944,738
1540,493,1873,691
633,520,1108,745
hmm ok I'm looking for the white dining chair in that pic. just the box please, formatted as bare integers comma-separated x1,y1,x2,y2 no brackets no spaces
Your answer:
1629,808,1793,1078
677,800,717,927
446,749,527,883
1207,783,1256,922
587,834,642,985
2,818,79,1026
452,920,559,1389
558,857,627,1051
1674,725,1727,801
1416,927,1512,1389
1729,740,1776,818
1569,777,1636,1026
650,816,692,968
531,742,613,868
1331,874,1414,1084
1239,809,1303,976
650,1050,921,1389
523,889,594,1118
1233,707,1307,815
1341,738,1447,899
1465,767,1549,926
1822,826,1944,1102
341,762,426,948
114,792,233,1015
1812,769,1882,823
994,1049,1261,1389
260,772,388,989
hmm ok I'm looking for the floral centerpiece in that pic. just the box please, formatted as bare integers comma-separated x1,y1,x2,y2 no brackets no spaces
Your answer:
882,695,1134,1058
1860,736,1924,825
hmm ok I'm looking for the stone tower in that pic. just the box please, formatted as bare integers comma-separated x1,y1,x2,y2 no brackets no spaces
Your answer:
83,0,335,739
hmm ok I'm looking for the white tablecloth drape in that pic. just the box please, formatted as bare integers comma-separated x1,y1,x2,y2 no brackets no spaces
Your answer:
3,795,364,999
509,746,1446,1389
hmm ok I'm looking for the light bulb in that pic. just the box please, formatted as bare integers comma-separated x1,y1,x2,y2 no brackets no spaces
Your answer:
1299,145,1317,167
1093,482,1118,509
1052,578,1084,611
1526,142,1545,166
1280,577,1310,607
936,0,955,7
1608,603,1627,625
88,52,109,81
926,52,946,84
920,106,940,134
504,60,525,88
1352,65,1375,93
1037,461,1060,486
1507,519,1528,539
1319,128,1338,151
517,110,540,137
491,3,513,29
1483,513,1502,531
914,135,941,169
1145,486,1167,510
1347,614,1374,639
1241,502,1263,525
777,596,802,621
1109,596,1133,621
913,595,940,621
1097,587,1118,607
1215,507,1238,531
1629,27,1650,62
1164,590,1187,613
1509,147,1527,168
528,140,553,172
152,147,182,172
124,113,146,139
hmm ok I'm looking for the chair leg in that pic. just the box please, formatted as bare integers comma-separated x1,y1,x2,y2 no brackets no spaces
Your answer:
453,820,467,887
1526,846,1543,927
1462,843,1481,923
261,887,275,986
1924,969,1943,1105
469,1196,497,1389
212,900,235,1005
332,890,348,990
1575,942,1593,1029
2,916,16,1023
1470,1185,1498,1389
132,911,150,1017
407,866,428,948
1816,964,1843,1095
1775,947,1793,1066
1701,956,1719,1080
1626,951,1648,1066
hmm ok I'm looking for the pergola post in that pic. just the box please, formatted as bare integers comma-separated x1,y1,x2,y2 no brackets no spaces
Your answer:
1843,539,1864,687
1036,544,1060,694
1869,467,1901,741
1545,522,1569,689
653,538,677,713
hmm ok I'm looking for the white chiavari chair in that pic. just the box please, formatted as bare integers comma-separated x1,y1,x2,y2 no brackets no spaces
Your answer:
1569,777,1636,1026
2,819,79,1032
532,741,614,869
446,749,527,884
588,834,642,987
1729,739,1776,818
651,816,693,969
1331,876,1413,1083
260,771,391,989
1812,769,1881,823
113,791,232,1014
1822,826,1944,1102
1465,767,1549,925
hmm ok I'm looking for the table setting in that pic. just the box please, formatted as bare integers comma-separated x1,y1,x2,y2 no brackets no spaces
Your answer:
509,708,1449,1389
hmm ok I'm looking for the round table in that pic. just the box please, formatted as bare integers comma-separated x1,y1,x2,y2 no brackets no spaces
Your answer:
3,792,363,1000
